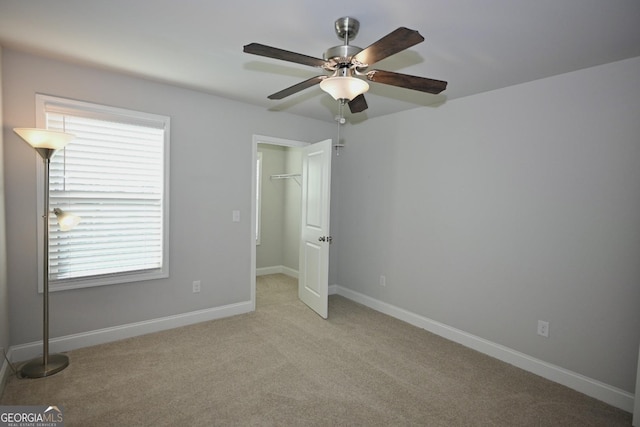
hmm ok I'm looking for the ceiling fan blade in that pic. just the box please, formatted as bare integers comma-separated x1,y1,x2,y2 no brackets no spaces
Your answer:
244,43,329,68
366,69,447,94
352,27,424,67
267,75,327,100
348,94,368,113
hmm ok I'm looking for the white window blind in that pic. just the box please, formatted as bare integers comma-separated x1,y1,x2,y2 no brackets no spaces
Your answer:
36,94,170,290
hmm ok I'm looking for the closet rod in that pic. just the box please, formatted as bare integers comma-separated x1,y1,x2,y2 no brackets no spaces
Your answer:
270,173,301,179
270,173,301,186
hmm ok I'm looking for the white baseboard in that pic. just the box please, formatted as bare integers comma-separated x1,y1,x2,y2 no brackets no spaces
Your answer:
256,265,298,278
6,284,632,414
333,285,635,413
9,300,253,364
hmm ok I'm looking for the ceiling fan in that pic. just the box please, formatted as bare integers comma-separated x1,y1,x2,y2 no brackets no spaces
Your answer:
243,17,448,114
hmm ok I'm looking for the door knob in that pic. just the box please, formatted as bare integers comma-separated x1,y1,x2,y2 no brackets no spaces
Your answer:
318,236,333,243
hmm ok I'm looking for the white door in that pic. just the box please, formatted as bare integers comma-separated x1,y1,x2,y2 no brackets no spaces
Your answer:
298,139,332,318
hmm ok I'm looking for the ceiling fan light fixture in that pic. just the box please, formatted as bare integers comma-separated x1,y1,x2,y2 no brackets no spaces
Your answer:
320,76,369,101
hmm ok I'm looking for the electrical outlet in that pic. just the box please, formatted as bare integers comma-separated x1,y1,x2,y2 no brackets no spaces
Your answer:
537,320,549,338
192,280,201,293
379,275,386,287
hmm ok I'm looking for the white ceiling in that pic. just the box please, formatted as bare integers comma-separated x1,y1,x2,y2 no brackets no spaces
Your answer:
1,0,640,123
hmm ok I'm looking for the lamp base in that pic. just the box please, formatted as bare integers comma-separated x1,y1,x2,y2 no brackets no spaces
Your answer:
19,353,69,378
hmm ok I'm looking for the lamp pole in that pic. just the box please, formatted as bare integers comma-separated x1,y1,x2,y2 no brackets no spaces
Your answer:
13,129,75,378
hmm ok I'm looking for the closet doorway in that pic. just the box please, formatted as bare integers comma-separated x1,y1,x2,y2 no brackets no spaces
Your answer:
250,135,332,318
250,135,306,310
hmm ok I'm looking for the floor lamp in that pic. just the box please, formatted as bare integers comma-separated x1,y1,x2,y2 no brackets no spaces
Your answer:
13,128,77,378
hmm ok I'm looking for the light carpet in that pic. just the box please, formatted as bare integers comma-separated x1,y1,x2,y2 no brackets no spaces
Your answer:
1,274,632,426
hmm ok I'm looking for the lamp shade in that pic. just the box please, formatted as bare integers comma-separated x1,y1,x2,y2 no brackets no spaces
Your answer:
320,76,369,101
53,208,81,231
13,128,75,150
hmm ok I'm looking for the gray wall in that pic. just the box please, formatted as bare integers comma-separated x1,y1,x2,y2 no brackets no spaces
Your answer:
0,46,9,359
282,147,302,271
335,56,640,393
256,145,286,269
256,144,302,272
2,49,334,345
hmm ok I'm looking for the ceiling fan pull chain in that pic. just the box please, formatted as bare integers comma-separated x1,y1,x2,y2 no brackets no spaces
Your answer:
334,100,346,155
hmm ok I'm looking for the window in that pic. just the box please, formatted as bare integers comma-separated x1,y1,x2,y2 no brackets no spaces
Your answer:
36,94,170,291
256,151,262,245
